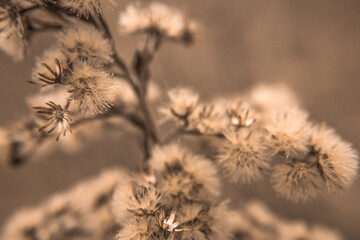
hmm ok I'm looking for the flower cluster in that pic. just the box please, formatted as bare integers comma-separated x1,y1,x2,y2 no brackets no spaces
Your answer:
1,168,345,240
119,2,198,44
112,144,234,240
161,84,358,201
0,2,358,240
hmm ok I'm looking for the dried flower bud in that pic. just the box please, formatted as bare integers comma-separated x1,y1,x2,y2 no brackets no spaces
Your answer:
31,48,69,86
33,101,72,141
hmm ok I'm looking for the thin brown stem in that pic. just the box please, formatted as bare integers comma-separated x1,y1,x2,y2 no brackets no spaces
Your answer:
97,15,161,161
98,15,131,76
19,5,40,15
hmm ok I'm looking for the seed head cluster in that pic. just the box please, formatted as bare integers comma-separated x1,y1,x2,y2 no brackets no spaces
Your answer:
0,1,357,240
162,84,358,201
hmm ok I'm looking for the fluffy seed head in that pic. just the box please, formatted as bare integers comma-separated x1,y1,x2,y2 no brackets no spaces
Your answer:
311,124,358,191
225,100,258,128
149,144,220,202
67,62,115,117
119,2,198,43
217,128,269,183
112,178,162,223
188,101,228,134
61,0,116,18
265,108,312,158
160,87,199,124
57,23,113,63
271,163,321,202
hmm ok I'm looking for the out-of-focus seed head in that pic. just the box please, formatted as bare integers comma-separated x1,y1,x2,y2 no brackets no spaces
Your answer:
57,23,113,63
61,0,116,18
119,2,199,44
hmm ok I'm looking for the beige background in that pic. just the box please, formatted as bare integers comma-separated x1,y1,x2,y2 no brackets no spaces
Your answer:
0,0,359,239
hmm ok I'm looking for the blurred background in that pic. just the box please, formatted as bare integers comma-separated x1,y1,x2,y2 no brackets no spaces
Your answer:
0,0,359,239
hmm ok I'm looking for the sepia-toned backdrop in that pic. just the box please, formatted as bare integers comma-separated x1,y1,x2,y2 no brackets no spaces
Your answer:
0,0,359,239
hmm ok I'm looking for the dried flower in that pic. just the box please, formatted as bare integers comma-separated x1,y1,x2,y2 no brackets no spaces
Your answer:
271,162,321,201
311,124,358,190
119,2,198,43
149,144,220,202
226,100,257,128
61,0,116,18
180,201,235,240
31,48,69,86
265,108,312,158
111,172,161,222
33,101,72,140
156,209,183,233
160,87,199,125
189,102,227,134
217,128,269,183
67,61,115,117
57,23,113,63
